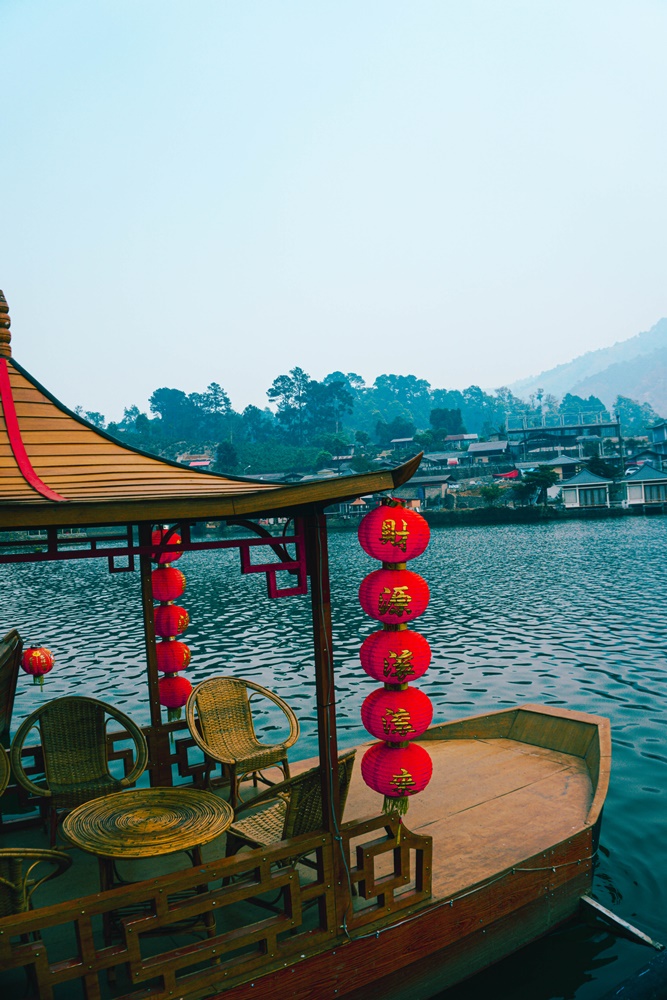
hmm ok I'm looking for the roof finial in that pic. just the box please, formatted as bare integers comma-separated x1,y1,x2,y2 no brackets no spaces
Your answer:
0,291,10,358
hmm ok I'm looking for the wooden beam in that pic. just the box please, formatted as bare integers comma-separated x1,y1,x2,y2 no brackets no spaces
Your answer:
138,522,172,786
581,896,664,951
305,509,340,832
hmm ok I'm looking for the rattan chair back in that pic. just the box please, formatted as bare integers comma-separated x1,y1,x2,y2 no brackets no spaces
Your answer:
0,848,71,917
0,745,10,798
283,749,356,840
187,676,300,809
0,628,21,749
226,749,357,855
10,695,148,811
188,676,300,765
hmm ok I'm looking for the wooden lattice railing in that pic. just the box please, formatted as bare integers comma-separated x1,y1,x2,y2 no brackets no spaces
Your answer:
0,810,432,1000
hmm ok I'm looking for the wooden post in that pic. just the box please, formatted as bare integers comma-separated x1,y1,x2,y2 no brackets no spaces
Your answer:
138,522,173,786
305,509,340,831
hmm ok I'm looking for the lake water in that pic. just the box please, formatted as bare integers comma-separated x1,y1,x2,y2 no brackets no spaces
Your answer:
3,517,667,999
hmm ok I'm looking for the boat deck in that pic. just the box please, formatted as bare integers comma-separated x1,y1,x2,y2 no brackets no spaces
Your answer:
0,732,594,910
346,735,593,898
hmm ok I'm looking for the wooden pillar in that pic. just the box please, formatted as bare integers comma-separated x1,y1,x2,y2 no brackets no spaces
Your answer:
138,522,173,786
304,509,340,832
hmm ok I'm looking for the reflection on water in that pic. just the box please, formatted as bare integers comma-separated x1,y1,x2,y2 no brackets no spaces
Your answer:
2,517,667,999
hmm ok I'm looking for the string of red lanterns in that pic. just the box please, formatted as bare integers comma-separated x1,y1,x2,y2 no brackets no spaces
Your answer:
151,529,193,721
358,500,434,820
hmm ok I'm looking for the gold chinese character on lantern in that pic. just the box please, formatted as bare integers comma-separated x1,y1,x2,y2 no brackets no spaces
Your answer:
382,707,415,737
378,585,412,617
390,768,416,795
383,648,415,681
379,518,410,553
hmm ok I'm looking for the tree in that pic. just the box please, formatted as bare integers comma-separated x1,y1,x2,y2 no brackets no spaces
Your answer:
587,456,615,479
149,387,199,437
429,407,465,439
304,379,353,437
480,484,502,506
355,429,370,451
204,382,232,415
267,367,311,444
375,415,416,446
241,405,274,443
559,394,607,421
215,441,239,473
314,450,333,471
521,466,559,506
614,395,662,436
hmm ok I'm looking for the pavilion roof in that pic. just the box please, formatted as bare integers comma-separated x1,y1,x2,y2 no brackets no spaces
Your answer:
625,463,667,482
560,468,613,486
0,292,418,528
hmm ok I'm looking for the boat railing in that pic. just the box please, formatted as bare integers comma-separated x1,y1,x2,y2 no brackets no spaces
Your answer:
0,806,432,999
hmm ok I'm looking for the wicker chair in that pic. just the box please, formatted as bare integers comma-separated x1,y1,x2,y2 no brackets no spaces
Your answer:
186,676,300,810
225,749,356,858
10,695,149,844
0,744,10,798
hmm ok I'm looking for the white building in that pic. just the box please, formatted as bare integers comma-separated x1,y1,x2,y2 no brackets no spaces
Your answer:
560,469,612,509
624,464,667,506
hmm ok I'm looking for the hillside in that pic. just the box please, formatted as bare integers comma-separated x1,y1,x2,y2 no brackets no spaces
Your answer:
510,318,667,412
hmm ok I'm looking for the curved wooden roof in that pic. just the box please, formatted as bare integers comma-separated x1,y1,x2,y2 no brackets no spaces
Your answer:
0,291,420,528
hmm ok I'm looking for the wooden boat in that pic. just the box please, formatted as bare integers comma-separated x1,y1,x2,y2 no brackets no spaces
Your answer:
0,290,610,999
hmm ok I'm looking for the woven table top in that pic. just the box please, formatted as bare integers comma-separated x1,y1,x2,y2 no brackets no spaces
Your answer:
62,788,234,859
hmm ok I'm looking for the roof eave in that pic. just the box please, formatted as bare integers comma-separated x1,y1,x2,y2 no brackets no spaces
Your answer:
0,454,423,530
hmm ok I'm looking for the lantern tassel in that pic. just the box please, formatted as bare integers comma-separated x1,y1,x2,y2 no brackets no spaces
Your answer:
167,707,182,723
383,795,410,817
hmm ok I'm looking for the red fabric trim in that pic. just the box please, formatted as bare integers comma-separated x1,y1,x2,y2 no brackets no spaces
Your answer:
0,358,67,502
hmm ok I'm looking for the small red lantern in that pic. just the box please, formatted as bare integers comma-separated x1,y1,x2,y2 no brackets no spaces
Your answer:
361,741,433,815
21,647,54,688
156,640,191,673
151,529,183,564
151,567,186,602
361,686,433,742
358,503,430,563
158,674,193,721
360,629,431,683
154,604,190,638
359,568,429,623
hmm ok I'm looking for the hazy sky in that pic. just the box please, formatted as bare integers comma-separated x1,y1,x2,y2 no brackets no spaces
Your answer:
2,1,666,421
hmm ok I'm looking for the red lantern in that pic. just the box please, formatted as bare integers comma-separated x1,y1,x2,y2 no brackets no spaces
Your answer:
359,568,429,624
361,686,433,742
360,629,431,683
158,674,193,721
358,503,430,563
154,604,189,637
151,567,186,602
21,647,54,687
361,741,433,814
151,529,183,564
156,640,191,673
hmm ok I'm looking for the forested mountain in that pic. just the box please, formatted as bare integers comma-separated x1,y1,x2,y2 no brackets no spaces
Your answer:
75,363,664,476
511,318,667,412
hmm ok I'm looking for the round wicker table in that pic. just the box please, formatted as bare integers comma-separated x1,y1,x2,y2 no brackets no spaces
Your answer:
63,787,233,859
63,788,233,945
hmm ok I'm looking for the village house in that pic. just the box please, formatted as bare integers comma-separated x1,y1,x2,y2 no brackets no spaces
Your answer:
466,440,511,463
624,464,667,507
560,468,613,509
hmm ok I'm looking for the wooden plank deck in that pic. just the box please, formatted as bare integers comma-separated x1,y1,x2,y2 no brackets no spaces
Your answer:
341,735,594,899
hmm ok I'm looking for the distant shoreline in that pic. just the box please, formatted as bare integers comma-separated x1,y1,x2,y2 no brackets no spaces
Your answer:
327,506,665,530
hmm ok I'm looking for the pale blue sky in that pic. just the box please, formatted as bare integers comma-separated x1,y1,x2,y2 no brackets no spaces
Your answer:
2,1,666,420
